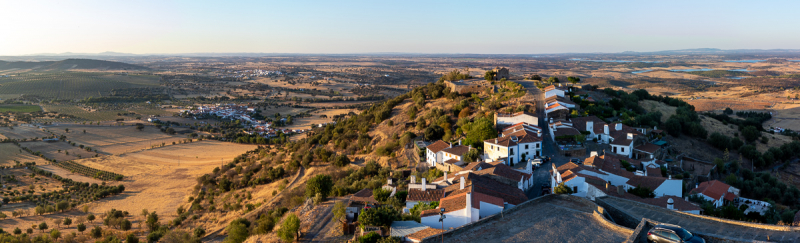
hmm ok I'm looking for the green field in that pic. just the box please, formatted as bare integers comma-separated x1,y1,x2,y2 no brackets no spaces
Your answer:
0,71,160,100
36,104,172,123
0,104,42,113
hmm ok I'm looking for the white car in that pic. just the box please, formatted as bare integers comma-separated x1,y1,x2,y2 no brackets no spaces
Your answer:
531,159,543,168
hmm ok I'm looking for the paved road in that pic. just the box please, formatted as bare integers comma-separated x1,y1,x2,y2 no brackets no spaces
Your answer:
520,82,570,199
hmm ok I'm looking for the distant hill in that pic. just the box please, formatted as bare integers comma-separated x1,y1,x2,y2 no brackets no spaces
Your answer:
0,58,148,71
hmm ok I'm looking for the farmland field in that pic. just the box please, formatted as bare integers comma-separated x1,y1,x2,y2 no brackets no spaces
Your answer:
36,104,172,123
0,125,51,140
18,140,99,162
0,143,49,166
0,104,41,113
46,124,186,155
0,72,159,100
65,140,257,221
688,99,772,112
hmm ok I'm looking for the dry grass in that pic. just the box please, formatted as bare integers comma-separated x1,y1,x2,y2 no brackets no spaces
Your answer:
18,141,98,162
46,124,186,155
0,126,51,140
688,99,772,112
0,143,49,166
640,100,676,123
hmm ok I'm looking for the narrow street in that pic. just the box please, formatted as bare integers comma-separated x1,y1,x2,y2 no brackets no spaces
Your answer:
518,81,570,199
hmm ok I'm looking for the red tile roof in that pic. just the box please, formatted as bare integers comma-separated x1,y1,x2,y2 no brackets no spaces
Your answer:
426,140,450,153
442,145,472,156
472,191,505,209
406,228,445,241
690,180,732,202
407,189,445,202
646,167,663,177
352,188,378,204
634,143,661,154
570,116,606,134
439,192,469,213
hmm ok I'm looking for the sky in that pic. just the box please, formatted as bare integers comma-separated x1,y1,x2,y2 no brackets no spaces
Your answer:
1,0,800,55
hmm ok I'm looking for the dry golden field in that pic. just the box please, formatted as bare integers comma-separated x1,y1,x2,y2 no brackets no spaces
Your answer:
688,99,772,112
18,141,98,162
46,124,186,155
0,126,51,140
0,143,49,166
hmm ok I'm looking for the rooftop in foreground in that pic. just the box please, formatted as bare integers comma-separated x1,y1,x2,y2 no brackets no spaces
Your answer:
598,196,800,243
441,195,631,243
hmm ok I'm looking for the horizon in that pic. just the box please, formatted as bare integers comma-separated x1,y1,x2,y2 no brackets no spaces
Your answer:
3,1,800,56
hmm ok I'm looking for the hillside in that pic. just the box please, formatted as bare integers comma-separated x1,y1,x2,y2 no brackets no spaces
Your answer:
0,58,148,71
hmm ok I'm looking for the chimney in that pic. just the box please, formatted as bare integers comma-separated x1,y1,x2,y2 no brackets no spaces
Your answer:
444,171,448,181
449,142,452,148
667,198,675,210
668,175,672,180
604,124,609,135
537,130,542,137
627,133,633,140
549,117,553,123
459,139,462,146
387,178,393,185
422,178,427,191
465,192,473,218
617,185,625,195
495,138,498,143
460,177,465,190
615,123,622,131
410,175,417,184
590,151,598,157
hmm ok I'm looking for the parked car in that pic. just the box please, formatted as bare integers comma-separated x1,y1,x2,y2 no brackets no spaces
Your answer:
647,224,705,243
542,156,551,162
531,158,543,168
570,158,581,164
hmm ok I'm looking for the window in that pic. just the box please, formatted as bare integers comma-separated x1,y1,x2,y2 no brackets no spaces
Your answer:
621,147,625,153
525,144,529,149
573,186,578,192
536,143,540,148
510,148,514,155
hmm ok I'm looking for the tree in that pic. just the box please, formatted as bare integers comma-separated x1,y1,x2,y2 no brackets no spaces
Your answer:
306,174,334,200
87,214,96,224
13,228,20,235
333,154,350,167
224,220,249,243
742,126,760,142
530,74,542,81
121,219,132,231
39,222,48,233
424,124,445,141
665,118,682,137
464,117,497,148
458,107,471,119
358,207,400,228
724,107,734,115
63,217,72,228
77,223,86,234
332,201,346,224
146,212,159,232
547,76,559,83
278,214,300,242
135,123,145,131
50,229,61,241
54,218,62,229
567,76,580,85
463,149,480,163
554,183,574,194
163,229,200,243
356,232,382,243
91,226,103,239
628,185,655,198
373,188,392,202
484,70,496,81
126,233,140,243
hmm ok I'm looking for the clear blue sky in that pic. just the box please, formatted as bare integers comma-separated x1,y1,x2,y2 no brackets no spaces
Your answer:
1,0,799,55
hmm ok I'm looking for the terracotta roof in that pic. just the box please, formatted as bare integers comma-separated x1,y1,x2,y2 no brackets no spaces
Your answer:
610,136,633,146
485,129,543,147
444,158,461,164
442,145,472,157
439,192,469,213
407,189,444,202
445,173,527,205
690,180,732,202
634,143,660,154
570,116,606,134
553,127,581,137
607,123,643,139
583,154,637,178
626,176,667,192
426,140,450,153
352,188,377,204
546,103,568,111
544,85,568,92
474,163,531,182
472,191,505,209
646,167,663,177
406,228,445,241
420,209,441,217
545,96,576,105
462,162,491,171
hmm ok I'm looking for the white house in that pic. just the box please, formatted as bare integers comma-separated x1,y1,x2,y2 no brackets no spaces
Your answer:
425,140,450,166
552,153,683,200
545,103,569,118
544,84,568,99
690,180,739,208
545,96,577,109
610,133,635,158
570,116,606,140
483,123,543,166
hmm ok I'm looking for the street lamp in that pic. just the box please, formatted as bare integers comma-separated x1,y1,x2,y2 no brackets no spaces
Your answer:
439,208,446,243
